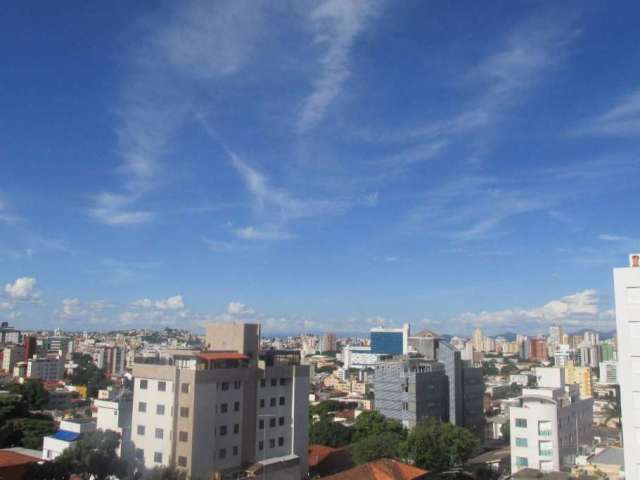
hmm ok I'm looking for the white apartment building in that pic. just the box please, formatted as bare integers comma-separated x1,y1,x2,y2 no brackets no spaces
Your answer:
129,323,309,479
94,387,133,458
27,355,64,381
599,361,618,385
613,254,640,477
510,367,593,474
342,345,381,370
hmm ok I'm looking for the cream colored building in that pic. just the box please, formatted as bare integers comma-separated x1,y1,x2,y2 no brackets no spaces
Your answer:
129,323,309,479
564,361,593,399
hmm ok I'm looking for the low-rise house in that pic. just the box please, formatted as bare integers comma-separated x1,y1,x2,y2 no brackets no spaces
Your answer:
323,458,428,480
42,418,96,460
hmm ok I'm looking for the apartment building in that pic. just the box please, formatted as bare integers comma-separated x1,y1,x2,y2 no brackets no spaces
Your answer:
129,323,309,479
94,387,133,458
374,358,446,429
509,367,593,474
613,254,640,477
26,355,64,381
2,345,24,373
599,361,618,385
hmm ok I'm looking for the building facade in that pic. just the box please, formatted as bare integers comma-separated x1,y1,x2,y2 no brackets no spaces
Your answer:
129,323,309,479
509,367,593,474
370,324,409,355
374,358,446,429
613,254,640,477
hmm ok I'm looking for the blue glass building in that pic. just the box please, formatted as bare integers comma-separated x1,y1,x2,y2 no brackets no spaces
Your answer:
370,325,409,355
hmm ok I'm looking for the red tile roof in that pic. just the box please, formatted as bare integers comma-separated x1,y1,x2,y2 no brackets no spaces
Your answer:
198,352,248,361
0,451,40,468
323,458,428,480
309,444,343,467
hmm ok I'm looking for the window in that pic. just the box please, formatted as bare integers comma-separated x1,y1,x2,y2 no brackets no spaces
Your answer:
138,401,147,413
135,449,144,460
269,439,275,448
154,452,163,464
219,448,226,459
401,401,408,411
271,379,277,387
158,381,166,392
221,382,229,391
178,456,187,467
179,431,188,442
260,379,266,388
155,428,164,439
515,418,527,428
137,425,145,436
234,401,240,412
220,425,227,436
515,438,528,447
270,397,276,407
278,437,284,446
234,380,241,389
156,404,165,415
279,396,285,406
258,440,264,451
516,457,528,467
260,399,265,408
180,407,189,418
279,416,285,426
220,403,228,413
234,423,240,434
269,418,276,428
279,378,287,386
181,382,189,394
259,419,264,430
140,379,148,390
233,446,239,456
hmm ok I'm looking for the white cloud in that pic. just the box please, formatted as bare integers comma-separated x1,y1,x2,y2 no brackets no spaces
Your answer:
578,88,640,137
227,302,255,316
234,226,295,241
133,295,185,311
4,277,38,300
91,0,265,226
298,0,382,132
598,233,629,242
449,289,613,333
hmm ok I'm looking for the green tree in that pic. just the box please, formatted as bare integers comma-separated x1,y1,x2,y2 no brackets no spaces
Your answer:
482,362,499,376
309,418,352,447
350,431,404,464
0,395,27,421
603,386,621,427
352,411,405,442
402,417,479,472
500,364,519,376
55,430,128,480
144,466,188,480
69,354,112,397
310,400,342,419
7,380,50,410
9,417,57,449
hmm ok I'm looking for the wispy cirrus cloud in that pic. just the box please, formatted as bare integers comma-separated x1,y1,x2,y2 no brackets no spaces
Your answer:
598,233,630,242
298,0,383,132
91,0,266,226
576,87,640,137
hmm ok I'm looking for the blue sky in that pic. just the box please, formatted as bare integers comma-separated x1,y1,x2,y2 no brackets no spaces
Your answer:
2,1,639,335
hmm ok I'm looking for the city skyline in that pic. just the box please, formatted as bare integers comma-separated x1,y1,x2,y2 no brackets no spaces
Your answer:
2,1,640,333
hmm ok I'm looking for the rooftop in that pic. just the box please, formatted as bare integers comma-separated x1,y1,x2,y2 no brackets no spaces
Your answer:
0,449,40,468
198,352,248,361
323,458,428,480
589,446,624,467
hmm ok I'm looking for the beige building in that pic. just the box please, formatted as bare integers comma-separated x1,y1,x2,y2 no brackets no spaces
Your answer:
564,361,593,399
130,323,309,479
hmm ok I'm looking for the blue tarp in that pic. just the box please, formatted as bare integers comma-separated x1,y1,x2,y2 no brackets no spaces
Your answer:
51,430,81,442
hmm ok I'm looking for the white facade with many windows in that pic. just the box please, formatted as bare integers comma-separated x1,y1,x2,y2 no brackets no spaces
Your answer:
510,367,593,474
614,255,640,476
